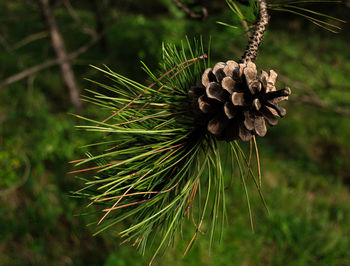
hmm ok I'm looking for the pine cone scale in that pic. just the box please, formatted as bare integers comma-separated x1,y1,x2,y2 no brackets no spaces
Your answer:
206,82,230,102
260,106,278,126
222,77,236,94
254,116,267,137
224,102,236,119
208,114,228,135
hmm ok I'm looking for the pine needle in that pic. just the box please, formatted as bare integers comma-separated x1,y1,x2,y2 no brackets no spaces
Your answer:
71,38,260,263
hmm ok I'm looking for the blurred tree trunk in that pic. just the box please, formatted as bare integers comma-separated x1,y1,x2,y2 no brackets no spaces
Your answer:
37,0,82,111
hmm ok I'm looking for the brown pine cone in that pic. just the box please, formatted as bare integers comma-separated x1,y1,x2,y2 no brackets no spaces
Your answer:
188,60,291,142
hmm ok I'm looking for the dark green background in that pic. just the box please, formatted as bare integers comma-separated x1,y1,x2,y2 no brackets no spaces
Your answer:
1,0,350,265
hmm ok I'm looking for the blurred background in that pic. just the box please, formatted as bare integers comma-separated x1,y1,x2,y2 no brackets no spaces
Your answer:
1,0,350,265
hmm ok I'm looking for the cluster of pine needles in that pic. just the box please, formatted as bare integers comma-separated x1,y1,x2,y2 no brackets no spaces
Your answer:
69,39,266,263
269,0,346,33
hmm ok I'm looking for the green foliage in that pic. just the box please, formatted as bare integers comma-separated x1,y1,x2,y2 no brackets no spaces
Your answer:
216,0,258,32
71,39,265,262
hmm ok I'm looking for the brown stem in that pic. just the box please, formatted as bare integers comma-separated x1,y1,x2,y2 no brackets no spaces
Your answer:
241,0,269,63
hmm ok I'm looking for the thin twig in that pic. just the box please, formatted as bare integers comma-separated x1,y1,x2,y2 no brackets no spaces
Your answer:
183,218,203,256
0,33,103,89
172,0,208,20
62,0,97,37
12,31,49,50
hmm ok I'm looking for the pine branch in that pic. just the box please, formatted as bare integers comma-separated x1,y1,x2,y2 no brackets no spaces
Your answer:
241,0,269,62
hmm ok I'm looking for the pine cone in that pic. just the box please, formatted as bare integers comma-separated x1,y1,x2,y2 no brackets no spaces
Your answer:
188,61,291,141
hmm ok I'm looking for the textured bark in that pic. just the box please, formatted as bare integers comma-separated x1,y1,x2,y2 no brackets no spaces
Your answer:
37,0,82,111
241,0,269,63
